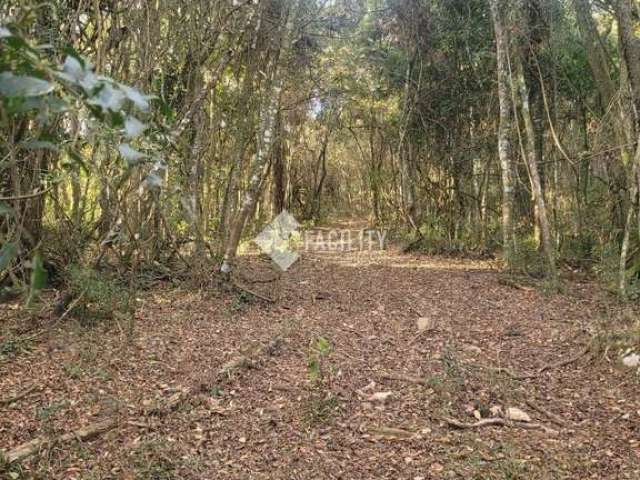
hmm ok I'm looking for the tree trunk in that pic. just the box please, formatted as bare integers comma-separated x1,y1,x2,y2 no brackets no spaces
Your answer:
489,0,517,265
513,54,557,279
220,3,296,275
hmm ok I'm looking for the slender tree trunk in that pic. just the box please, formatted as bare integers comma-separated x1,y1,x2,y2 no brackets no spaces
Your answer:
311,129,330,221
220,79,283,274
513,54,557,279
271,111,286,216
490,0,517,265
220,3,297,275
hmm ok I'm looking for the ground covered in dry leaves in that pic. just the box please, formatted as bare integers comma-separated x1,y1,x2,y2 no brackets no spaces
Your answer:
1,224,639,479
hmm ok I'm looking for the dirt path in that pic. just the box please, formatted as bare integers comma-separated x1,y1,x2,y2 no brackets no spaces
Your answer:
1,225,639,479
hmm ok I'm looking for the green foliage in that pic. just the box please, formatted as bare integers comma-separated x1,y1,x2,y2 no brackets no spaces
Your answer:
509,236,547,278
561,233,597,268
130,440,177,480
230,290,255,313
306,336,339,424
0,334,33,361
66,265,132,325
406,215,494,257
26,251,47,306
0,242,18,271
0,12,168,297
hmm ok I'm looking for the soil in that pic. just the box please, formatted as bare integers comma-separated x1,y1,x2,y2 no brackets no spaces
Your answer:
1,222,639,479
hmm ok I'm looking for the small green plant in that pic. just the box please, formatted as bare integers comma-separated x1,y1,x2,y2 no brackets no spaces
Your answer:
510,236,546,278
307,336,332,383
37,400,70,421
130,440,177,480
63,362,84,379
230,290,254,312
66,265,133,326
306,336,339,424
208,385,224,397
0,334,32,361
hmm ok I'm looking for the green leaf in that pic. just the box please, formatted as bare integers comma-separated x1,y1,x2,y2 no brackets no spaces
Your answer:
16,96,68,114
308,357,320,381
0,242,18,270
0,202,13,216
3,36,34,52
315,336,331,355
29,252,47,294
62,55,84,82
145,172,163,189
0,72,54,97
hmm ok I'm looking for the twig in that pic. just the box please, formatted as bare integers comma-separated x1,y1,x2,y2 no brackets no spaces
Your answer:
0,419,117,464
381,372,429,386
0,384,40,406
0,187,53,201
494,344,591,380
50,290,86,328
537,345,591,374
525,400,571,427
444,417,506,429
232,280,276,303
443,417,558,435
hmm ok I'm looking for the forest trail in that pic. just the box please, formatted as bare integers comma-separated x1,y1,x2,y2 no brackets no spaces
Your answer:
1,226,639,479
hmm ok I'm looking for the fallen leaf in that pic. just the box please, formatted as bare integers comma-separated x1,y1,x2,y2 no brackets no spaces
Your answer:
506,407,531,422
622,353,640,368
490,405,503,417
368,391,393,402
417,317,433,332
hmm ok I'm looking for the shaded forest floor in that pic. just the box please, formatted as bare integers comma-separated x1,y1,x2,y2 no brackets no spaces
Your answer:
1,221,640,479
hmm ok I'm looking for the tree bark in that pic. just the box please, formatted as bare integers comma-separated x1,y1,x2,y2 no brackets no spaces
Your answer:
513,53,557,279
220,3,297,275
490,0,517,265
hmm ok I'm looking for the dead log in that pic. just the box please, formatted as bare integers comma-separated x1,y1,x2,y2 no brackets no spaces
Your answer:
1,419,117,464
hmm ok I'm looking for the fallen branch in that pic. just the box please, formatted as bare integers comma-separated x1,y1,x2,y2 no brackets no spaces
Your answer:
0,384,40,406
525,400,571,427
494,344,591,380
537,345,590,375
444,417,506,429
151,336,283,415
497,277,535,292
232,280,276,303
0,187,53,202
0,419,116,464
367,426,415,439
443,417,557,435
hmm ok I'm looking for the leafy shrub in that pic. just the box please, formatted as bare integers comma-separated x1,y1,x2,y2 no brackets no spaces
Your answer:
66,265,132,325
0,14,167,303
509,236,546,278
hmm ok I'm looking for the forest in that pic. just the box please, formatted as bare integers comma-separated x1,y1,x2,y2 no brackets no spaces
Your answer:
1,0,640,478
